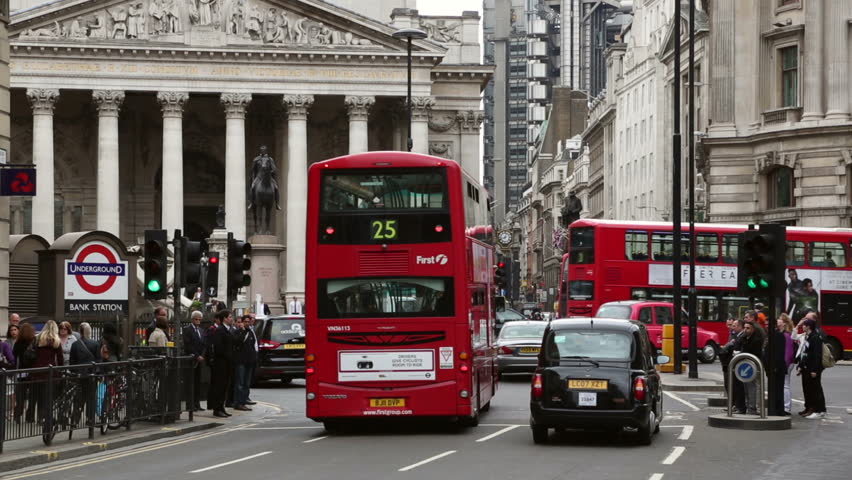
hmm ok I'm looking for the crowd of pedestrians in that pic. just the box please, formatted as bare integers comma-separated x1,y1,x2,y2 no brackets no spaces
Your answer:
719,308,829,419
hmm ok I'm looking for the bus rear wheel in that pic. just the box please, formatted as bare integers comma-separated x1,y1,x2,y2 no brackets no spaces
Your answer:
827,337,843,362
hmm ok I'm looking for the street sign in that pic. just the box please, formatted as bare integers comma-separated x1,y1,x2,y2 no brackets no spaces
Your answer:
0,168,37,196
734,358,758,384
64,240,129,314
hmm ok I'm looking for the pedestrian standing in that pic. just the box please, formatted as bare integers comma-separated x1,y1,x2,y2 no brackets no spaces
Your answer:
777,314,796,415
148,315,169,347
718,317,744,400
209,310,235,418
147,307,169,343
183,311,206,411
58,321,77,366
32,320,64,423
5,324,19,349
9,313,20,327
233,315,258,410
13,323,37,422
798,318,826,419
741,320,763,415
101,323,123,361
288,296,303,314
69,322,100,364
767,316,788,416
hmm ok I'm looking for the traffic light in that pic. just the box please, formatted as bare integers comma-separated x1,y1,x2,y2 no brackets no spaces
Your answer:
495,259,507,290
227,234,252,294
143,230,168,300
205,252,220,298
737,224,786,297
181,237,207,294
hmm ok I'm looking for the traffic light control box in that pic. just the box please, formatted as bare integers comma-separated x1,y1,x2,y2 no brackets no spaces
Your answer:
736,224,786,298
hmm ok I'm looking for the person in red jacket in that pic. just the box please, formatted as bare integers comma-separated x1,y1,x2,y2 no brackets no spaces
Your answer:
32,320,63,425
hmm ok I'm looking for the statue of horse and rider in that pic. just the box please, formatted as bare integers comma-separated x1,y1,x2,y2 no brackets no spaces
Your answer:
248,145,281,234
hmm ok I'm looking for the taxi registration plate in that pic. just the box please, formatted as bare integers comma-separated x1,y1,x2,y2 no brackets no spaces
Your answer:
283,344,305,349
369,398,406,408
519,347,540,354
568,379,608,390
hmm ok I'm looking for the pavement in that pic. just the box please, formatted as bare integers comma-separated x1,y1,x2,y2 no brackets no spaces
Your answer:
661,369,725,392
0,401,280,473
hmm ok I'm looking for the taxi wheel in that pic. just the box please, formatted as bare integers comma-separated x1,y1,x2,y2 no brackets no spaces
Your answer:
636,410,655,446
699,342,718,364
532,424,548,444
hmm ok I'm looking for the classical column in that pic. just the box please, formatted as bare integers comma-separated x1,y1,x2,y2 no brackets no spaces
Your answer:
10,205,22,234
26,89,59,241
221,93,252,240
282,94,314,297
457,110,485,179
708,0,735,126
157,91,188,236
824,0,850,121
93,90,125,235
274,111,289,301
411,96,434,155
345,95,375,154
801,0,824,121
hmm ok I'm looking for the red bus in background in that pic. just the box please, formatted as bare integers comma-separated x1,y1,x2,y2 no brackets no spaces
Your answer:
558,219,852,361
304,152,498,431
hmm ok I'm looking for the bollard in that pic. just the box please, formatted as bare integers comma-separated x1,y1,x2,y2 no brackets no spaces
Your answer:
727,353,766,419
660,324,675,373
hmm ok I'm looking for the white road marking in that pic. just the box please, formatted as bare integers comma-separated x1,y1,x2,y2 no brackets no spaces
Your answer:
649,474,664,480
792,398,804,404
303,435,329,443
662,446,686,465
847,408,852,415
480,423,526,427
190,451,272,473
242,426,323,430
398,450,457,472
659,424,693,440
664,391,700,411
476,425,521,442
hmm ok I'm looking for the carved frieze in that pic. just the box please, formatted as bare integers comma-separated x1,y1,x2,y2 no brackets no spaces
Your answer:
429,142,453,160
18,0,374,47
420,19,461,43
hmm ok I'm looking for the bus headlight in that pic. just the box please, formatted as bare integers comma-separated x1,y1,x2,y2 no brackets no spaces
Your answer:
307,392,316,400
460,390,469,398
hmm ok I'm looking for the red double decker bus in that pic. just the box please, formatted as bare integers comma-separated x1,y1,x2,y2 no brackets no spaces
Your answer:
304,152,498,431
558,219,852,360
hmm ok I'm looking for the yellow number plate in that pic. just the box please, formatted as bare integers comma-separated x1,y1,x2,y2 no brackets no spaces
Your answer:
519,347,540,354
369,398,406,408
283,344,305,349
568,379,608,390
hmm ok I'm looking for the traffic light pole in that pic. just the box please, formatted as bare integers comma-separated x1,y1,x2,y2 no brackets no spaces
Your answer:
687,0,698,379
172,230,183,356
671,0,683,374
767,295,778,416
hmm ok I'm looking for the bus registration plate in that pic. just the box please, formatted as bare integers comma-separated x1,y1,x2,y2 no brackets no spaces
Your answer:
519,347,540,354
568,379,608,390
370,398,406,408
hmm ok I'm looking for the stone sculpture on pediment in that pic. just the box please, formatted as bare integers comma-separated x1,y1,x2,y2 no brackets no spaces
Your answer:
228,0,245,35
164,0,183,34
88,12,108,39
22,21,62,39
128,3,146,38
245,3,262,40
108,6,129,39
69,17,87,38
149,0,165,34
421,19,460,43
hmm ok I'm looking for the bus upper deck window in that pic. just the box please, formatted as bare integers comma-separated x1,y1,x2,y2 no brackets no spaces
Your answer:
569,227,594,264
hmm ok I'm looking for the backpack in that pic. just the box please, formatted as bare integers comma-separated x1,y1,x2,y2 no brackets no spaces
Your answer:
822,343,836,369
21,343,38,368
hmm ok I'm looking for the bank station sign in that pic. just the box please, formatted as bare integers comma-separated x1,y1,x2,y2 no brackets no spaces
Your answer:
64,241,129,314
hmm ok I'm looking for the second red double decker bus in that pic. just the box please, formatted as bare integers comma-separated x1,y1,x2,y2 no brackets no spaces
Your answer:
304,152,498,431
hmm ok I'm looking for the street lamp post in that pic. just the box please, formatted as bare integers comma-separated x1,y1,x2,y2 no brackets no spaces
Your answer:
392,28,428,152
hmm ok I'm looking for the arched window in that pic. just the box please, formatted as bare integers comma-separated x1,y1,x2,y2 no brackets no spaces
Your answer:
768,167,795,209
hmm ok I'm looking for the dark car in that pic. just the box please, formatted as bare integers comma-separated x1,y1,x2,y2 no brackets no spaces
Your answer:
254,315,306,384
496,320,548,374
529,318,668,445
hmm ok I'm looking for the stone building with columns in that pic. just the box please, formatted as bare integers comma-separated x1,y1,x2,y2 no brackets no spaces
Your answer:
6,0,489,303
704,1,852,227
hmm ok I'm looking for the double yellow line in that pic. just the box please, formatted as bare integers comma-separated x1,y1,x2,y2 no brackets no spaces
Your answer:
3,423,254,479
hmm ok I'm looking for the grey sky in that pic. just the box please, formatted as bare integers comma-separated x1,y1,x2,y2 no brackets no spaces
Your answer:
417,0,483,16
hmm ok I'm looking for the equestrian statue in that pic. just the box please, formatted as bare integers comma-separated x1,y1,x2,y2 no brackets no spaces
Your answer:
248,145,281,234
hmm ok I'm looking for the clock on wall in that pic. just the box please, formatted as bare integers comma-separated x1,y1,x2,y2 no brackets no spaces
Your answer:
498,230,512,246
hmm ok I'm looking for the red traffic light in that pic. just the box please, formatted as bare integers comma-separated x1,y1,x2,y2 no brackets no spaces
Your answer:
497,262,506,268
209,256,218,264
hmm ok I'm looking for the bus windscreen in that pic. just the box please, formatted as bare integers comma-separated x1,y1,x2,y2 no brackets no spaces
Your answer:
317,277,454,318
319,169,451,244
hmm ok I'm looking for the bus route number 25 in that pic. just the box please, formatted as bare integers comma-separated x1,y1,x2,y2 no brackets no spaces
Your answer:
372,219,398,240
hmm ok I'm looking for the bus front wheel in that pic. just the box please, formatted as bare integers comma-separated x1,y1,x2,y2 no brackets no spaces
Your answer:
827,337,843,362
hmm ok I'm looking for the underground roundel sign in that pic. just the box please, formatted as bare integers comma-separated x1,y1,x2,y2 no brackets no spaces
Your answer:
64,240,129,315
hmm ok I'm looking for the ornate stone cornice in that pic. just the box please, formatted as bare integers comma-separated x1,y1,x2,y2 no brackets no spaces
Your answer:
92,90,125,117
755,150,799,173
26,88,59,115
411,96,435,121
283,94,315,121
344,96,375,121
220,93,252,120
157,91,189,118
456,110,484,134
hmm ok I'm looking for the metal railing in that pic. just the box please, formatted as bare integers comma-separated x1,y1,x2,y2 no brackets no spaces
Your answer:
0,355,194,452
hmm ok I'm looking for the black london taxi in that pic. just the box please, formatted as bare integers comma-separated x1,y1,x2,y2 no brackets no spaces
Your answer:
529,318,668,445
254,315,306,384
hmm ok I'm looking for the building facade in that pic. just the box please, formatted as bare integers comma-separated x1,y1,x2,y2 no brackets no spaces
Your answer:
6,0,489,301
704,0,852,228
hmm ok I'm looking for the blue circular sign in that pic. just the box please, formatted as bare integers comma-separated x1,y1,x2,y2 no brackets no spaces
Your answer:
735,359,757,383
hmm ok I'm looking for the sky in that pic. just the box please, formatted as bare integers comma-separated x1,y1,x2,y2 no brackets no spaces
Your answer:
417,0,483,16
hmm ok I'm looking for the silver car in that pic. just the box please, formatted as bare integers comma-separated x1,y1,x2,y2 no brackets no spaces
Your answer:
496,321,549,374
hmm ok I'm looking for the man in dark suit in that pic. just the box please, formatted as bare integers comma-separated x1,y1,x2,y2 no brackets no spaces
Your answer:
233,315,259,411
209,309,235,418
183,311,207,411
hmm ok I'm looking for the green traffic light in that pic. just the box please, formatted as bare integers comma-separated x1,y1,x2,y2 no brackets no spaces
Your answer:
759,278,769,288
747,278,757,289
147,279,162,293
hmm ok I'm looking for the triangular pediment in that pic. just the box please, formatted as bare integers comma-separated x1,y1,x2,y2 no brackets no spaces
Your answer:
10,0,446,54
658,2,709,59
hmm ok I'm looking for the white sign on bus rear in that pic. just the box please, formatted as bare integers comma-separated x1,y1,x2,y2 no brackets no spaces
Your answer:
439,346,454,369
338,350,435,382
